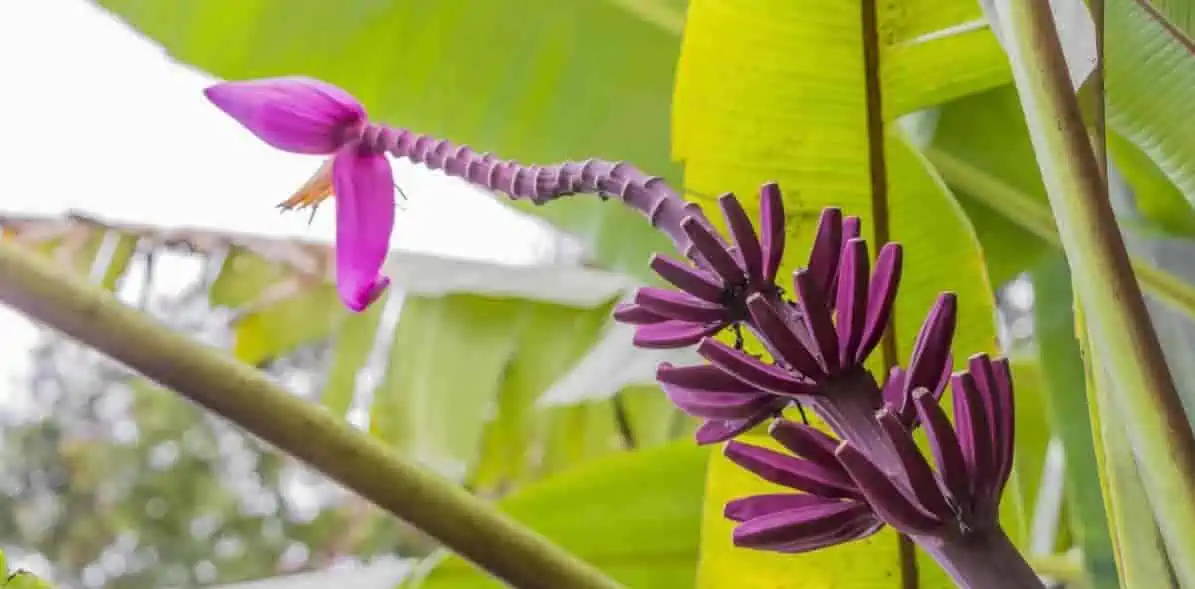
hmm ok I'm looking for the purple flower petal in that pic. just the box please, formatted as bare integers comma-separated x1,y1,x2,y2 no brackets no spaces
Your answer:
205,77,366,154
650,255,726,303
881,367,913,423
696,413,776,444
855,243,903,364
725,441,861,499
612,303,668,325
835,442,944,534
835,239,870,367
876,408,953,519
657,363,760,393
720,194,764,284
698,339,818,397
745,295,826,381
664,385,776,420
731,499,873,551
794,269,839,374
764,513,882,551
725,493,828,522
633,320,723,349
332,143,394,312
843,216,862,241
905,293,958,393
635,287,730,323
993,358,1016,498
768,419,843,469
952,372,994,502
682,217,745,285
807,208,843,298
758,183,786,283
913,387,971,503
970,355,1016,502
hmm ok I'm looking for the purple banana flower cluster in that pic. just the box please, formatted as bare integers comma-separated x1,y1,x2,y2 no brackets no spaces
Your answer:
616,188,1019,556
722,353,1014,552
204,75,1035,588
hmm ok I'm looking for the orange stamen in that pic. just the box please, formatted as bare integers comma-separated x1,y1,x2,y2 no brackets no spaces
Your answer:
278,157,334,211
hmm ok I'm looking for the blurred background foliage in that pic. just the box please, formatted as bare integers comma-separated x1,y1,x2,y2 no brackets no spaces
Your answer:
2,0,1195,587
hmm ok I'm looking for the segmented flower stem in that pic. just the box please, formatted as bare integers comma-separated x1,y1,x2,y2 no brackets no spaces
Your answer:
358,123,709,262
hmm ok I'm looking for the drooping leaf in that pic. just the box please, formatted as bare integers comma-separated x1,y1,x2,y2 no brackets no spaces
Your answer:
538,400,628,478
92,0,686,283
0,222,138,292
618,383,691,449
1032,256,1123,589
321,298,387,418
1007,358,1057,534
369,294,530,480
411,442,710,589
210,247,344,364
368,292,648,485
469,298,619,492
231,285,342,365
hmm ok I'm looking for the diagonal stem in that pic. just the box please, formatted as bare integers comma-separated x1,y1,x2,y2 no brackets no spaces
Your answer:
989,1,1195,585
924,146,1195,320
0,239,623,589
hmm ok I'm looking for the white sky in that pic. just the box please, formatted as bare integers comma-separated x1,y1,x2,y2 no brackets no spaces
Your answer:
0,0,564,389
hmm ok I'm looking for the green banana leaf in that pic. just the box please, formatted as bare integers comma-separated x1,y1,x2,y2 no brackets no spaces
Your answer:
408,442,710,588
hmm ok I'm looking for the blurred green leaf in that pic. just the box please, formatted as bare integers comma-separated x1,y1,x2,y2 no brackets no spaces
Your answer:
1106,130,1195,238
538,400,628,477
321,299,386,418
209,247,284,307
1032,256,1121,589
210,247,345,364
93,0,684,283
470,298,619,491
1008,359,1053,534
232,285,342,365
1106,0,1195,209
412,442,710,588
370,294,529,479
618,384,689,449
369,293,634,484
0,224,138,292
93,231,139,292
928,84,1052,286
4,572,55,589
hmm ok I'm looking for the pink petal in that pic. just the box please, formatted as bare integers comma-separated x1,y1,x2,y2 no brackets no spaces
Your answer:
332,143,395,312
205,76,366,154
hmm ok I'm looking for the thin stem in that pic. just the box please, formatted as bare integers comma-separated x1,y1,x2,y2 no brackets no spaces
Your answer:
610,393,638,450
991,1,1195,584
860,0,917,583
0,240,623,589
